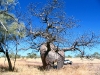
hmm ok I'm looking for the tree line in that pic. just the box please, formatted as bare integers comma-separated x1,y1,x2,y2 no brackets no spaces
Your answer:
1,52,100,59
0,52,38,59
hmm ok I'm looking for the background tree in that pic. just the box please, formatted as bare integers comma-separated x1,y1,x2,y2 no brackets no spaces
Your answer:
9,52,21,59
0,0,26,71
27,53,37,59
92,52,100,59
75,54,82,58
66,55,72,58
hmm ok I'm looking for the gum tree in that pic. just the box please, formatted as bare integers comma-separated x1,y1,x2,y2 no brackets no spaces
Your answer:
0,0,25,71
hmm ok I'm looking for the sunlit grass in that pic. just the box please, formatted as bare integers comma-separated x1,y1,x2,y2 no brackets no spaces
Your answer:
0,58,100,75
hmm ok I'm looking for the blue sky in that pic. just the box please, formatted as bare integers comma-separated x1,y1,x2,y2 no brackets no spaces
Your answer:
18,0,100,56
66,0,100,32
18,0,100,33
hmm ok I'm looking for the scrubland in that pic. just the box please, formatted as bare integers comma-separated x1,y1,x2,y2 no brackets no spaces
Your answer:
0,58,100,75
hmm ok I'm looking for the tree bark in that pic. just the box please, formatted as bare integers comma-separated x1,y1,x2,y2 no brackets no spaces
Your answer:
5,49,13,71
0,43,13,71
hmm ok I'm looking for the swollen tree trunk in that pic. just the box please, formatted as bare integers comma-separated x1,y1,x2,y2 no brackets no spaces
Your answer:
40,42,51,70
5,49,13,71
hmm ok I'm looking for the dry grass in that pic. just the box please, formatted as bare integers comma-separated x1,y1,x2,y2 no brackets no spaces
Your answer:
0,58,100,75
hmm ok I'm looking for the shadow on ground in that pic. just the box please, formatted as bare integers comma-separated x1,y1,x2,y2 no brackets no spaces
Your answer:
0,65,9,72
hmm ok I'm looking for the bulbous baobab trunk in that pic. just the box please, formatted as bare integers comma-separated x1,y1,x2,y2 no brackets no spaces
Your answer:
57,50,65,69
46,50,65,69
40,43,65,70
40,43,55,69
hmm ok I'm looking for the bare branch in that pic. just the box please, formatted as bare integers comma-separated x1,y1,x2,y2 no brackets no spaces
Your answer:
62,42,78,52
76,32,99,47
62,32,99,56
0,20,8,32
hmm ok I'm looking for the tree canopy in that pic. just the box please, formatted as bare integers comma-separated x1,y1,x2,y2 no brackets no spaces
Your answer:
0,0,26,71
24,0,100,56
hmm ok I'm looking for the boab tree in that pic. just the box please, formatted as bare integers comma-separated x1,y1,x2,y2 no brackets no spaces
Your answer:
0,0,26,71
25,0,99,70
